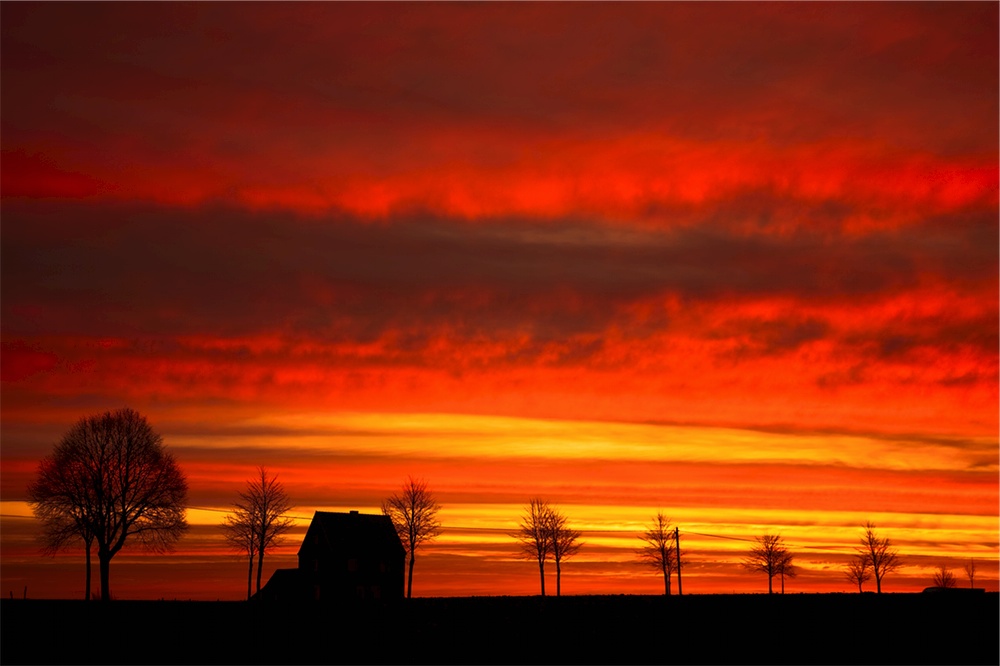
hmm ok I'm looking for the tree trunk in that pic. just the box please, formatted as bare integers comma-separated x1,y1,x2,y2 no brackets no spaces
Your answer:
673,526,683,596
255,546,265,595
246,552,254,601
555,560,562,597
407,552,415,599
662,563,669,596
84,540,92,601
538,560,546,596
875,572,882,594
767,574,773,594
99,551,112,601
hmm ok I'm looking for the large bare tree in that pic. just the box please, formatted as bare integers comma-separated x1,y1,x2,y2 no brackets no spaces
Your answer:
27,408,188,601
857,521,901,594
845,553,872,593
742,533,791,594
547,505,582,597
637,512,676,595
515,498,553,596
221,467,294,599
382,477,441,599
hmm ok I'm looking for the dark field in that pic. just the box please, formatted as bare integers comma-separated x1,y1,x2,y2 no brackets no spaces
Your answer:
2,593,997,665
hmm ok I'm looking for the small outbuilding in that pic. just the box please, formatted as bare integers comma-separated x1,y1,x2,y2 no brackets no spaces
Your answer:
921,586,986,594
256,510,405,603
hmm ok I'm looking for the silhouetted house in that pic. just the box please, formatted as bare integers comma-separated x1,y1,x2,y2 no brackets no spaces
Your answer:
256,510,405,603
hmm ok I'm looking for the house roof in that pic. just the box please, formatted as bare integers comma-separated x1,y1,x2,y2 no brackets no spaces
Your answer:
300,510,405,557
264,567,303,586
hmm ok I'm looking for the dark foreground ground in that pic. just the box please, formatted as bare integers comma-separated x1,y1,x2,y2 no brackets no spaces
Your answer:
2,593,997,665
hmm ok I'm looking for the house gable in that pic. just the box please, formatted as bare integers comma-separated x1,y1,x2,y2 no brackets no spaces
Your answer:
298,510,405,574
254,510,407,602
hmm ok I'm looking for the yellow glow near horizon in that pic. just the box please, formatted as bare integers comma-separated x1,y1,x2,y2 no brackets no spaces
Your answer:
7,410,996,598
164,411,997,473
11,484,993,560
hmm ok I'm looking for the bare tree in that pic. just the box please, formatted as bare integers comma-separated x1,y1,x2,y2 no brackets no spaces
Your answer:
742,533,790,594
27,408,188,601
515,498,553,596
964,559,977,588
932,565,957,588
857,521,901,594
547,505,582,597
221,467,294,598
222,505,257,600
222,500,259,601
28,496,95,599
382,477,441,599
637,512,676,595
845,553,872,593
776,549,797,594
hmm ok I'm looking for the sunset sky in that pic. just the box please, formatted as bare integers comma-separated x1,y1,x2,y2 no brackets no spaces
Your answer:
2,2,997,600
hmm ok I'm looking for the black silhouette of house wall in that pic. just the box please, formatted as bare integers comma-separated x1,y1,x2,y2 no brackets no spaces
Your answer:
257,510,405,602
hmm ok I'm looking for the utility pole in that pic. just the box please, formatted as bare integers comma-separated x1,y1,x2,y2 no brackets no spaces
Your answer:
674,526,683,596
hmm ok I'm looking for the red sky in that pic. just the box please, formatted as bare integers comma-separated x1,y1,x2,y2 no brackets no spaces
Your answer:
2,2,997,599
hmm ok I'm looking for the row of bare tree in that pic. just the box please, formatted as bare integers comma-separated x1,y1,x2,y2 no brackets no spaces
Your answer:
26,408,983,600
517,508,915,597
25,407,446,602
218,480,987,599
742,523,900,595
746,524,979,594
